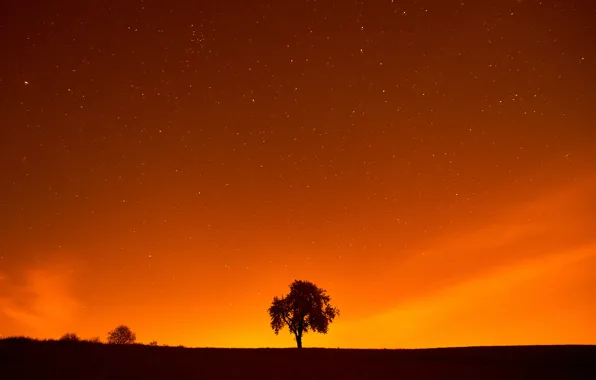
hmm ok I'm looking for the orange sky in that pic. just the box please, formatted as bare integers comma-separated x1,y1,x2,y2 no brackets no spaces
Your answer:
1,0,595,348
2,174,594,348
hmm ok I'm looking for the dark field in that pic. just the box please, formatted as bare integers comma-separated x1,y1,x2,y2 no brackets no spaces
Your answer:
1,338,595,379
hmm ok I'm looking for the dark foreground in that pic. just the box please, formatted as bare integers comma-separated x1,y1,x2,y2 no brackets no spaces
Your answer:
1,338,595,380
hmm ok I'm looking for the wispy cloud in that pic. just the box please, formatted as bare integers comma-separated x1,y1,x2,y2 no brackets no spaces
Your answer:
324,177,596,347
335,241,596,348
385,178,596,299
0,266,80,337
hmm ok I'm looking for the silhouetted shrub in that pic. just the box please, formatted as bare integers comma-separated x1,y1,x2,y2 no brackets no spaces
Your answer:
85,336,102,343
0,336,37,343
107,325,136,344
149,341,158,346
59,333,81,342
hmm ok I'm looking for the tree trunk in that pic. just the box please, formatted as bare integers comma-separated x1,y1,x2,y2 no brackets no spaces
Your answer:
296,320,304,348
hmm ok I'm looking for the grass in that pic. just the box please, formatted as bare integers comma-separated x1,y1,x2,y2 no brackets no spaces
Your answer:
1,337,594,379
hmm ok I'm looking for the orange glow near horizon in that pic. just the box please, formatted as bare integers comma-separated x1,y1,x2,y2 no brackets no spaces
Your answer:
2,177,595,348
1,1,595,348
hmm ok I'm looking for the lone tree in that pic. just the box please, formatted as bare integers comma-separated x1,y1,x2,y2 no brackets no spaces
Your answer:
107,325,136,344
268,279,339,348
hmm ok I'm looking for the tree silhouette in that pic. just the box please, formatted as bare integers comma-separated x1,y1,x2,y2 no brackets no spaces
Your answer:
268,279,339,348
106,325,136,344
59,333,80,342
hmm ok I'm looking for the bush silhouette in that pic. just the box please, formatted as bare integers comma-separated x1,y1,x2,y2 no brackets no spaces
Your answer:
268,279,339,348
149,341,158,346
59,333,80,342
106,325,136,344
86,336,102,343
0,336,36,343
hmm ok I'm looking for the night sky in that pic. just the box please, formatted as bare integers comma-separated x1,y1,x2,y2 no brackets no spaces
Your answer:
1,0,595,348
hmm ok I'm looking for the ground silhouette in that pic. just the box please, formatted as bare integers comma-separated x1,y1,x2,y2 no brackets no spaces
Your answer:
269,279,339,348
1,338,595,380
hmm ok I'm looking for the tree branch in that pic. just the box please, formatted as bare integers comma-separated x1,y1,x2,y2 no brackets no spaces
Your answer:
281,309,296,334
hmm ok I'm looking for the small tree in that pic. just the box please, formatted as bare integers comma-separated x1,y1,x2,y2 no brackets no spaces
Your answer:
59,333,80,342
268,280,339,348
107,325,136,344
